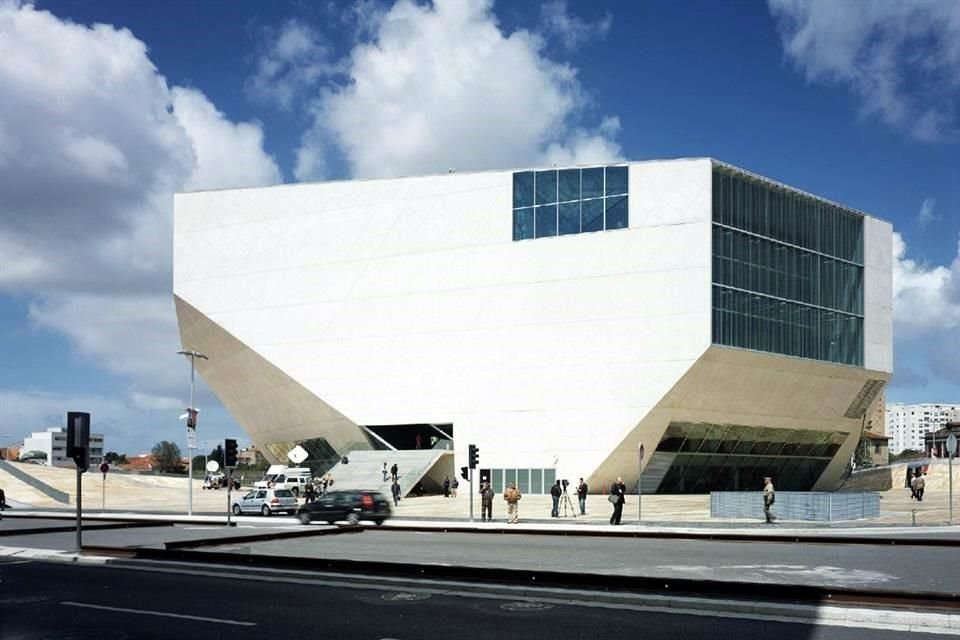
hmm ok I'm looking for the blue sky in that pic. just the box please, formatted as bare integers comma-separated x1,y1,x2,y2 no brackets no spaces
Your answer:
1,0,958,454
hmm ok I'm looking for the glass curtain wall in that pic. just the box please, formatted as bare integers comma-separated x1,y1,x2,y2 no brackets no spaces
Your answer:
711,166,865,366
654,422,847,493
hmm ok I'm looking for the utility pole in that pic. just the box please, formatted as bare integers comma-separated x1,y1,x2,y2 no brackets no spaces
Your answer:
948,433,957,526
638,443,645,524
177,349,208,516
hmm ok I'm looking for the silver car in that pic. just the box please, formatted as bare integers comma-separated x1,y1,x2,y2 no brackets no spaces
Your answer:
232,488,298,516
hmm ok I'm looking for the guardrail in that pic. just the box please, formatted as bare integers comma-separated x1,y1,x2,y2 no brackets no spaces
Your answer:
0,460,70,503
711,491,880,521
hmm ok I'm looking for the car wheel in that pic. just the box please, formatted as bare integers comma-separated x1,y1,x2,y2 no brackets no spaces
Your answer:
261,505,271,517
298,511,311,525
232,504,241,515
346,512,360,525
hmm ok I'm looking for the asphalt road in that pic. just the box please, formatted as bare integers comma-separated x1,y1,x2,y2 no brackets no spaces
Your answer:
0,558,950,640
207,529,960,594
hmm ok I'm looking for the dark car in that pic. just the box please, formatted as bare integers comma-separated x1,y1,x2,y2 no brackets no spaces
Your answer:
297,490,392,525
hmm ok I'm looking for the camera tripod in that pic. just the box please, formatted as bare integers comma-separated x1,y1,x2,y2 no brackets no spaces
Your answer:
559,488,578,517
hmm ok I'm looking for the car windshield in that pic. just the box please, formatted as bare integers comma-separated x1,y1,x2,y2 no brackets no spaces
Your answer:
274,489,294,497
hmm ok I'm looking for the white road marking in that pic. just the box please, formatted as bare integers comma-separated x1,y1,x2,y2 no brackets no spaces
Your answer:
61,601,256,626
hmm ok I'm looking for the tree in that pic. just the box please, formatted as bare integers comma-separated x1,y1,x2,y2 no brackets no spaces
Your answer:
891,448,924,463
104,452,128,464
151,440,184,474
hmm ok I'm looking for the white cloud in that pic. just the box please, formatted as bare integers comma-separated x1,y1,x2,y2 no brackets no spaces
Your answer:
0,3,280,433
172,87,282,191
293,0,622,180
768,0,960,141
892,231,960,334
245,19,336,111
540,0,612,51
917,197,939,227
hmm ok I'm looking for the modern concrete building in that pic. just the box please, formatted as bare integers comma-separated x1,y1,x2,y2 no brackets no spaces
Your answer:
887,403,960,454
21,427,104,468
174,158,892,494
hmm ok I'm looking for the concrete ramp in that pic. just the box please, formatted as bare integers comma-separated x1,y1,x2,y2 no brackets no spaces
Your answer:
325,450,454,497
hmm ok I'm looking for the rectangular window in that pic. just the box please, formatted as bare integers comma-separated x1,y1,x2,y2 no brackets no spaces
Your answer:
605,165,628,196
581,198,604,232
505,468,517,489
513,208,534,241
531,468,543,494
517,468,530,494
535,170,557,205
605,196,628,230
581,167,604,199
513,171,534,208
558,168,580,202
558,202,580,235
535,204,558,238
543,467,556,489
492,468,504,493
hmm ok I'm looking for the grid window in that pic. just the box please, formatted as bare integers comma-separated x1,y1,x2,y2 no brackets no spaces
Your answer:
711,166,864,366
513,165,627,240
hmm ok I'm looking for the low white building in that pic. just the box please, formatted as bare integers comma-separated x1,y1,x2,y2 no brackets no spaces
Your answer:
20,427,104,468
886,403,960,454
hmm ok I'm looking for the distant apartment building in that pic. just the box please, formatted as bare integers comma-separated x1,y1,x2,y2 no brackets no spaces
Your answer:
20,427,104,468
886,404,960,454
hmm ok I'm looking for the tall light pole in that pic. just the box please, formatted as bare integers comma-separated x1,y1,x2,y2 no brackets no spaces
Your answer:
638,443,645,524
178,349,208,516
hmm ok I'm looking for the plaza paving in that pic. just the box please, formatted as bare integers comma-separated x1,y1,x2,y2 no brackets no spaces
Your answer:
1,460,957,527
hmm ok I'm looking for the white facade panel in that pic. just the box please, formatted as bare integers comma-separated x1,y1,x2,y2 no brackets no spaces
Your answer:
863,216,894,373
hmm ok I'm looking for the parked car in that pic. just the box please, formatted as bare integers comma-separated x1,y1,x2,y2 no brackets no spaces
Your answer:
232,488,298,516
296,490,391,525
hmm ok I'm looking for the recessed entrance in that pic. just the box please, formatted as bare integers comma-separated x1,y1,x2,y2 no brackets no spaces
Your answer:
364,423,453,451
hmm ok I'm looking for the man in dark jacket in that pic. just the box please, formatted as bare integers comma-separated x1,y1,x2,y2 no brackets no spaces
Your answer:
576,478,588,515
609,477,626,525
443,476,451,498
391,479,402,507
480,481,494,522
550,480,562,517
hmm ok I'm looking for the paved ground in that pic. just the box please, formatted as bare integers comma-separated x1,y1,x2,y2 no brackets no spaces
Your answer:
0,558,954,639
194,528,960,594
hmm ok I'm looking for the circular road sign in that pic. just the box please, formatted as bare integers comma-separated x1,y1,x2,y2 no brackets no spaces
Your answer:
206,460,221,473
948,434,958,457
99,462,110,474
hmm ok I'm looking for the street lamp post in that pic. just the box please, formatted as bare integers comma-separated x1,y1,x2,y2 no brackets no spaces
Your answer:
178,349,208,516
638,443,645,524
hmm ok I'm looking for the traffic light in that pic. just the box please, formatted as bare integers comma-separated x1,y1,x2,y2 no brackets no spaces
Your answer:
66,411,90,472
468,443,479,469
224,438,238,468
460,466,469,481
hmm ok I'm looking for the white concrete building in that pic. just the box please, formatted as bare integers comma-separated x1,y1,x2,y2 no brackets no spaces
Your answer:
174,158,892,494
21,427,104,468
886,403,960,454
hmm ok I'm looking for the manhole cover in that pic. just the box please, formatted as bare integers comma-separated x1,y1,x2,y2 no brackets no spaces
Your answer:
500,601,555,612
381,592,432,602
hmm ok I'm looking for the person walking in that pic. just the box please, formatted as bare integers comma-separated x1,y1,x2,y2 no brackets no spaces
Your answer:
451,476,459,498
391,479,402,507
382,462,389,483
576,477,588,515
480,481,494,522
763,476,776,523
550,480,562,517
910,470,919,500
609,477,625,525
443,476,451,498
503,482,522,524
390,463,398,483
916,472,926,502
0,487,6,520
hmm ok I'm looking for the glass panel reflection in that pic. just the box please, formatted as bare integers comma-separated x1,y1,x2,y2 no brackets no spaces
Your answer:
513,171,534,208
558,169,580,202
559,202,580,235
652,421,844,493
535,170,557,205
582,167,603,199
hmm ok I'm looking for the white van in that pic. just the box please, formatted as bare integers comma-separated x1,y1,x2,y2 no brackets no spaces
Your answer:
256,466,312,496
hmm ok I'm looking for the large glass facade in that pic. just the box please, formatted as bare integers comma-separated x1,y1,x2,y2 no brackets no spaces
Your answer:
654,422,847,493
712,166,865,366
513,165,628,240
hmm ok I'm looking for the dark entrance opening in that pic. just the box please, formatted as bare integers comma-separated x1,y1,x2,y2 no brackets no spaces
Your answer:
365,423,453,451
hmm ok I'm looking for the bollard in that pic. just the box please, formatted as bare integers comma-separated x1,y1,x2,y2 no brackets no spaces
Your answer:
912,509,917,527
